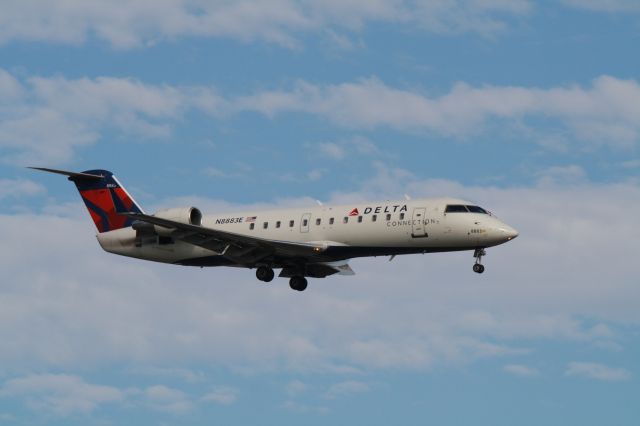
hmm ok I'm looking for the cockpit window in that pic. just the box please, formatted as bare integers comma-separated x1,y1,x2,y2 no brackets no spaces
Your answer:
445,204,469,213
466,205,488,214
445,204,490,214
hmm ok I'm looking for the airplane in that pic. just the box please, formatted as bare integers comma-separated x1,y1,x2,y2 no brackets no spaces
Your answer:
30,167,519,291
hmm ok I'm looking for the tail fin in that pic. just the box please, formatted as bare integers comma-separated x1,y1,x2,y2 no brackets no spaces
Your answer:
30,167,143,233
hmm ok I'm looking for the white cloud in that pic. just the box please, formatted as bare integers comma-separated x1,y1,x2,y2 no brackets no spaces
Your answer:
0,372,242,417
201,162,254,180
0,0,532,49
0,69,22,99
535,165,588,187
128,366,206,384
201,387,238,405
0,413,15,422
412,0,531,36
307,169,325,181
0,179,45,200
144,385,193,413
503,364,539,377
620,159,640,169
565,362,632,382
324,380,370,399
0,69,222,164
562,0,640,13
3,69,638,164
317,142,346,160
282,399,330,414
202,167,229,178
0,175,638,374
311,136,381,162
285,379,309,397
0,374,124,415
236,76,640,148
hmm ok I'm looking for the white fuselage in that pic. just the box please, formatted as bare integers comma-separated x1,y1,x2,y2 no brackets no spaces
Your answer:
97,197,518,267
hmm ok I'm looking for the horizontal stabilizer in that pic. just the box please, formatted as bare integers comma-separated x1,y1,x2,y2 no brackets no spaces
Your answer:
28,167,104,180
323,261,356,276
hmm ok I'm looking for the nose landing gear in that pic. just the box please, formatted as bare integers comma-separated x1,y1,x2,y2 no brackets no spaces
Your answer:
473,248,486,274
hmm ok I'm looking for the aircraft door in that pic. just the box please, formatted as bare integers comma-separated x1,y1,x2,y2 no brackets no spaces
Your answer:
300,213,311,233
411,207,428,238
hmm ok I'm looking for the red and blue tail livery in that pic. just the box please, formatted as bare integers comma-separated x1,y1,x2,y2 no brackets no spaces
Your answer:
29,167,143,233
73,169,144,232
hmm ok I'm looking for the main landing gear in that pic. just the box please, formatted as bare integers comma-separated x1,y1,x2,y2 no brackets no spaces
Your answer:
289,276,308,292
473,248,486,274
256,266,308,291
256,266,275,282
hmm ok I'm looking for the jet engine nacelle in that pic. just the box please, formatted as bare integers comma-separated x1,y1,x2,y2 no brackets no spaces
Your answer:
152,207,202,236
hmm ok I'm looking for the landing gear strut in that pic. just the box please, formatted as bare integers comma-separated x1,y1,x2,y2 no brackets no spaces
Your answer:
289,276,308,291
473,248,486,274
256,266,275,282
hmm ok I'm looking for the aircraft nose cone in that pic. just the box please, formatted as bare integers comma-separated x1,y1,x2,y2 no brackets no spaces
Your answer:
500,225,519,241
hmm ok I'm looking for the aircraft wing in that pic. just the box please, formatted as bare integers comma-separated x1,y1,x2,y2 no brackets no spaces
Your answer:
122,212,328,264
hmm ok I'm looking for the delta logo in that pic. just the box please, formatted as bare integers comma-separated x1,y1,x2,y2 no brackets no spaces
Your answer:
347,204,408,216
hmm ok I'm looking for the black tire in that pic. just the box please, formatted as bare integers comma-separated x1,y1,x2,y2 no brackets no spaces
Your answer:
298,277,308,291
256,266,274,282
264,268,275,282
473,264,485,274
289,276,308,291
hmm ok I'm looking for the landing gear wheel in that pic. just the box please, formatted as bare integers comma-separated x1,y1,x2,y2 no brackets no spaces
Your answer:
256,266,275,282
289,276,308,291
473,248,486,274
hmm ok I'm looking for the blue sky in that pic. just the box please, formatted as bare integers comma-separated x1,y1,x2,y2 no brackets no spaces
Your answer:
0,1,639,424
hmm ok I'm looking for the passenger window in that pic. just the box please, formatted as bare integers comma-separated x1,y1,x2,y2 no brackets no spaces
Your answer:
343,217,349,224
263,222,268,229
249,223,255,230
357,216,363,223
445,205,468,213
289,220,294,227
399,213,405,220
372,215,377,222
276,221,281,228
329,217,335,225
316,218,321,225
303,219,308,227
386,213,391,221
